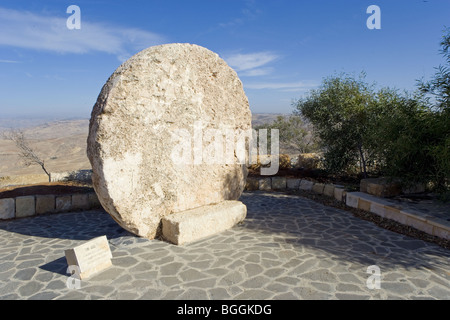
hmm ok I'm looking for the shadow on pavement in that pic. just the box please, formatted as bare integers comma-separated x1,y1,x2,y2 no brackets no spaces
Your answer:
0,191,448,274
0,210,132,241
239,191,450,271
39,256,68,276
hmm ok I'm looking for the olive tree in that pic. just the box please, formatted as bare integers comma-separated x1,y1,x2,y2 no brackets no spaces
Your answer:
294,73,376,177
3,129,51,182
419,27,450,111
254,115,319,154
379,28,450,192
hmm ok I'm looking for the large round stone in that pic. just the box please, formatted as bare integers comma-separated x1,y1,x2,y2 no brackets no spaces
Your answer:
87,43,252,239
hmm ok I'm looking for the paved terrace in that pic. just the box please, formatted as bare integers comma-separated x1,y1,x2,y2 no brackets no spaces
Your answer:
0,191,448,300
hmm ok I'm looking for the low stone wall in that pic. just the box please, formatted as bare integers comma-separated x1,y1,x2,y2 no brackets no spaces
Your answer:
0,192,101,220
245,176,450,240
245,177,347,202
344,192,449,240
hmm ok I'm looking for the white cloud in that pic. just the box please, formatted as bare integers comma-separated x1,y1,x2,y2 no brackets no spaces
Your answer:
223,52,316,93
0,59,20,63
0,7,166,61
244,81,318,91
224,52,278,72
218,0,261,29
218,18,244,28
240,67,273,77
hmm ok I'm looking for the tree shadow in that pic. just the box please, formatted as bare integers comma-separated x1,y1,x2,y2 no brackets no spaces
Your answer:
0,185,92,199
0,209,133,241
238,191,450,271
0,209,136,278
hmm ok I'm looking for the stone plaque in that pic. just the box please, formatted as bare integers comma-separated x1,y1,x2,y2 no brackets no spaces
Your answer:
64,236,113,280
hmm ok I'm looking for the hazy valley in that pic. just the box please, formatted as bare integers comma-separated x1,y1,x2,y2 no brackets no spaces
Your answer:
0,113,284,177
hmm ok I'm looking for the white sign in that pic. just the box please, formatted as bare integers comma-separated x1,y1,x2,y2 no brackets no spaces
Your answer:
65,235,113,280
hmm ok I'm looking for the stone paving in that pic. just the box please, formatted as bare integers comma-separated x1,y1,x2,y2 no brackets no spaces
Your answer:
0,191,448,300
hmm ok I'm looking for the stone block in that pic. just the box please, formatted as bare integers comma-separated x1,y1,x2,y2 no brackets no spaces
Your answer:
423,217,450,240
360,179,369,193
323,184,335,197
286,179,301,189
299,180,314,191
312,183,325,194
245,177,259,191
383,205,401,217
405,215,433,235
334,187,345,202
72,194,90,210
56,196,72,212
361,178,402,198
346,192,359,208
271,177,286,189
401,210,429,224
65,235,113,280
366,183,385,197
425,216,450,229
36,195,55,214
0,198,15,220
370,203,386,217
88,193,101,208
259,178,272,191
358,199,371,212
432,226,449,240
15,196,35,218
384,206,407,224
162,201,247,245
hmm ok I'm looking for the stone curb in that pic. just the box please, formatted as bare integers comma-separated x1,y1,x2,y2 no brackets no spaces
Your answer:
245,176,450,240
0,192,101,220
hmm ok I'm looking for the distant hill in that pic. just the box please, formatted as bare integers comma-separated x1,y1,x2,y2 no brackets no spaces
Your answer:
0,119,91,176
251,113,285,127
0,113,288,176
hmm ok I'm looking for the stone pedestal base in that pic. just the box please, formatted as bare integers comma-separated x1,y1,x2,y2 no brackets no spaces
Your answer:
360,178,425,198
162,201,247,245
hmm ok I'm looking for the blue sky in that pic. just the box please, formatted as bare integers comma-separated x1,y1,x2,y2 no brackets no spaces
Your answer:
0,0,449,119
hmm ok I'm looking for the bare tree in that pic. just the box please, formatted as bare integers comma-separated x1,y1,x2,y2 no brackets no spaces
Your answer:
3,129,51,182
